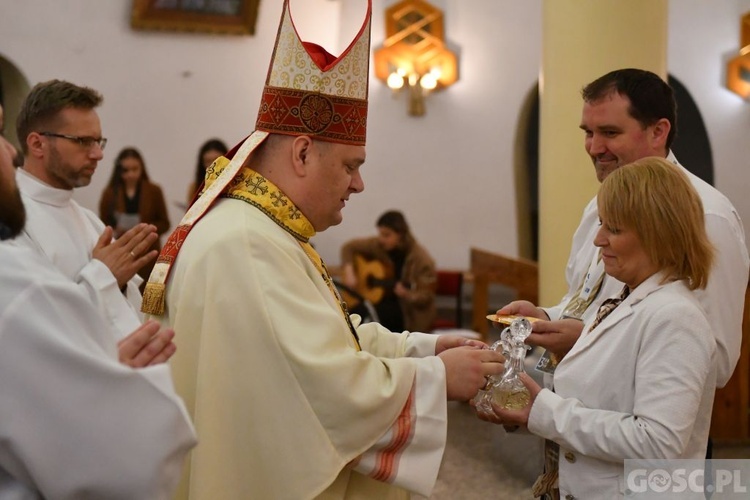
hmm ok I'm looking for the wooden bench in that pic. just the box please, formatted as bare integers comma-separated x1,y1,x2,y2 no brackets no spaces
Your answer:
710,281,750,443
469,247,539,342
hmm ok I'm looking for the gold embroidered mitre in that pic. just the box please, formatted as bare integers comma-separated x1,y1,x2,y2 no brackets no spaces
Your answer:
256,0,371,145
142,0,373,315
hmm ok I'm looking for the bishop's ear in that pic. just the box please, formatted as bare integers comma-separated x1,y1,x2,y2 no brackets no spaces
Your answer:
291,135,314,174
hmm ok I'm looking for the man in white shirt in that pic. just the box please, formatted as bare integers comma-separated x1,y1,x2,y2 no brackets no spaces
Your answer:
0,134,197,499
15,79,173,364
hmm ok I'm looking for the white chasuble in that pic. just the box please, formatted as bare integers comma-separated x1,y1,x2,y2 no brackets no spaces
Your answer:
162,169,447,499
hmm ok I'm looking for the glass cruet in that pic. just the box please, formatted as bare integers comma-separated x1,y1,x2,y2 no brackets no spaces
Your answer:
472,326,513,414
490,317,532,410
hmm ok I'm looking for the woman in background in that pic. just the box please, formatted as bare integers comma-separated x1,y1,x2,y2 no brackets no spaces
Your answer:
187,138,228,205
341,210,437,333
99,147,169,285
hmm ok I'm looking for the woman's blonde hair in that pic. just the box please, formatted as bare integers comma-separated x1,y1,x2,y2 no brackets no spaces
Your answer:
597,157,714,290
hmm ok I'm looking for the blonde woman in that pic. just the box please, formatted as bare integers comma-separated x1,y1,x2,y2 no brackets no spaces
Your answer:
481,157,716,499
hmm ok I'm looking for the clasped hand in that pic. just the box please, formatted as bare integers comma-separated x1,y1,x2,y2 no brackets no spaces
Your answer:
93,223,159,288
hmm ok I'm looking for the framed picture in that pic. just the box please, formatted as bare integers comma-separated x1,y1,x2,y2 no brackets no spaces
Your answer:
131,0,261,36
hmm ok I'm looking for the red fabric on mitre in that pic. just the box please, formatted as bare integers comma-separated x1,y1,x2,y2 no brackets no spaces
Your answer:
303,42,338,71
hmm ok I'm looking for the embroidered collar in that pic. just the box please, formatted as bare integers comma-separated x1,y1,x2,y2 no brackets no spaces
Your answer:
205,157,316,242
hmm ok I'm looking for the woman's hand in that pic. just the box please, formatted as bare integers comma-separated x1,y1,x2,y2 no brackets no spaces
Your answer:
473,373,541,429
496,300,549,320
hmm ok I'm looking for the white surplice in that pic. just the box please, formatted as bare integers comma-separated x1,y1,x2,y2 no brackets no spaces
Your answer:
16,168,142,339
0,240,196,499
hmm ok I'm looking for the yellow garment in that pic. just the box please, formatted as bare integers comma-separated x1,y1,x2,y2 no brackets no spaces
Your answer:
164,169,428,499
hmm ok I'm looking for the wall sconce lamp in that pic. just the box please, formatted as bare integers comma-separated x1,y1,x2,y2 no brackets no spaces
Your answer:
373,0,459,116
727,12,750,100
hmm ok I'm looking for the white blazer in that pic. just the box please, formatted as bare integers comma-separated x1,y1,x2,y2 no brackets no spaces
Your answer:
528,273,717,499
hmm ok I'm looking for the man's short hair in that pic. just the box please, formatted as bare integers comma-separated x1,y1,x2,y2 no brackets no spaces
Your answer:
582,69,677,150
16,79,103,155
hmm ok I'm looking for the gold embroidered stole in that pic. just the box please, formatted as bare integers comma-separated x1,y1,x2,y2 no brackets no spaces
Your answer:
142,131,269,315
208,160,361,350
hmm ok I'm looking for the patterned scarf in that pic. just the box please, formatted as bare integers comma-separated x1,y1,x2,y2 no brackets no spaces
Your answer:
587,285,630,333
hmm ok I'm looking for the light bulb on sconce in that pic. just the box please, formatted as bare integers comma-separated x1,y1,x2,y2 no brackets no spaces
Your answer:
419,69,440,90
387,71,405,90
726,12,750,100
373,0,459,117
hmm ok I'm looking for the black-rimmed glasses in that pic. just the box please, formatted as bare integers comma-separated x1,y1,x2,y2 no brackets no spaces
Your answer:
39,132,108,150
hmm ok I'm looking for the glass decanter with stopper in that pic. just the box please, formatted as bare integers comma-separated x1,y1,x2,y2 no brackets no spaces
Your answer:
472,327,510,414
474,317,532,412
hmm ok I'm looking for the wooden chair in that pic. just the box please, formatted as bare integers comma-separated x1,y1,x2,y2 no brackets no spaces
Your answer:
469,247,539,342
432,270,465,330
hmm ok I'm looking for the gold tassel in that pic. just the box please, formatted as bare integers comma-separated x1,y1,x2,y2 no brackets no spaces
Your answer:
141,282,166,316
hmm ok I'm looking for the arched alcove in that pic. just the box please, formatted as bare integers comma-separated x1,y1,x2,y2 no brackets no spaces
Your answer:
668,75,714,185
0,54,31,152
513,84,539,261
514,74,714,262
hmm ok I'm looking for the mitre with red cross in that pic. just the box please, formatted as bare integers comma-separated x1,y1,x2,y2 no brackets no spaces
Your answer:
142,0,373,315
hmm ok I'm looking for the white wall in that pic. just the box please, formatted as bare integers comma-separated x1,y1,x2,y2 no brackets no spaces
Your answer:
0,0,343,254
325,0,541,268
1,0,748,270
667,0,750,239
